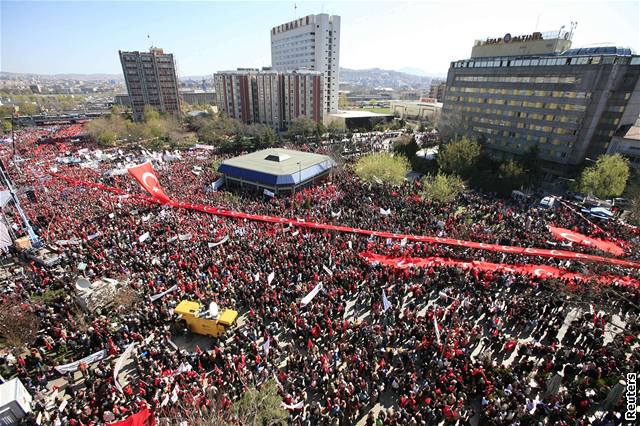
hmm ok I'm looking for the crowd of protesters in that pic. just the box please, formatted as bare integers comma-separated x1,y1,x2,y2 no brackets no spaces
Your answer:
0,124,638,425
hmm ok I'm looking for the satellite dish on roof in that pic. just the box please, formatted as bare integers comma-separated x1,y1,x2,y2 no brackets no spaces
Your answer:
76,277,91,292
209,302,219,318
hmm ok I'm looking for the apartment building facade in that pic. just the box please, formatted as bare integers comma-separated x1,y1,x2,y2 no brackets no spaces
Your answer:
429,82,447,102
119,48,181,121
271,14,340,116
443,32,640,172
214,69,323,130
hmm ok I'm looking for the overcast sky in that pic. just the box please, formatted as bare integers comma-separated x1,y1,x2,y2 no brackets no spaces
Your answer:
1,0,638,77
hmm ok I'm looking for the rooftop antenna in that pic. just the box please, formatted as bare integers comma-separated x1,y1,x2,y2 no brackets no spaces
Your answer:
569,21,578,40
147,33,154,50
294,2,297,19
534,14,541,31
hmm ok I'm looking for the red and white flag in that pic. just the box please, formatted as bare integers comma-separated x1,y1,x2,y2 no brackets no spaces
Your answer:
128,162,171,203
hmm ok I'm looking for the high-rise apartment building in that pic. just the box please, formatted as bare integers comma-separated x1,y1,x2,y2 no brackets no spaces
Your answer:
443,29,640,173
429,82,447,102
119,48,181,121
214,69,323,130
271,14,340,116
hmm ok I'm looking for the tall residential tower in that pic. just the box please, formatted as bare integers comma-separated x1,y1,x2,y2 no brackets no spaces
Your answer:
214,68,324,130
119,48,181,121
271,14,340,116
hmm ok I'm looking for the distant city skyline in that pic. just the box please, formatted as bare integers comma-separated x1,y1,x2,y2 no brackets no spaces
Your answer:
1,0,638,77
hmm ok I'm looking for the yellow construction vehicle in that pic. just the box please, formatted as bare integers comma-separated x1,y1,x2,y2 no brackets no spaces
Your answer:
174,300,238,337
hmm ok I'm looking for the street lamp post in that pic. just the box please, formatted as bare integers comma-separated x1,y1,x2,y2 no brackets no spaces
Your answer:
297,161,301,192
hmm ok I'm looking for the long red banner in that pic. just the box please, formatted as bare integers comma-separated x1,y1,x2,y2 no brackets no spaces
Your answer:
548,225,625,257
107,408,155,426
359,252,639,288
50,172,640,270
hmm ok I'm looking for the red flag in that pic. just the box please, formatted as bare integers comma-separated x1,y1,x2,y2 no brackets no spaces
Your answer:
127,162,171,203
108,408,155,426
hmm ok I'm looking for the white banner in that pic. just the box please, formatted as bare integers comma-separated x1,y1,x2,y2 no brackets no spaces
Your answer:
301,282,323,306
114,342,137,393
263,339,270,357
211,177,224,192
178,233,192,241
150,285,178,302
56,237,82,246
0,191,11,208
138,232,150,243
195,144,216,151
379,207,391,215
0,222,11,251
433,315,441,345
323,265,333,276
281,401,304,410
263,189,275,198
267,271,275,285
54,349,107,374
382,290,392,312
331,210,341,218
207,235,229,248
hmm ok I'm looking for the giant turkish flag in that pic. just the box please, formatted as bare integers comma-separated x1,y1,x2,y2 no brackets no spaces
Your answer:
128,162,171,204
548,226,625,257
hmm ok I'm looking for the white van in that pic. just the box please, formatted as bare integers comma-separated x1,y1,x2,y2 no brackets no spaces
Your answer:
539,196,556,209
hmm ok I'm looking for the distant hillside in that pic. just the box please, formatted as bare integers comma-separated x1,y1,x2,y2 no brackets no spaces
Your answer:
339,67,433,89
1,72,123,81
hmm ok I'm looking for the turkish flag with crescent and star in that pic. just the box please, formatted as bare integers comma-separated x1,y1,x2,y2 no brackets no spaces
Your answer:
128,162,172,204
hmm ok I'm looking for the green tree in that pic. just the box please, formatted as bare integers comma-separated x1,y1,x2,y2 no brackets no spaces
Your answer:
421,173,465,203
143,105,161,122
498,159,527,189
578,154,630,198
261,127,277,148
629,196,640,226
1,119,11,134
354,152,410,186
316,122,327,139
437,137,481,177
287,117,317,141
327,120,345,135
232,381,287,426
338,92,349,109
17,102,38,116
393,135,419,160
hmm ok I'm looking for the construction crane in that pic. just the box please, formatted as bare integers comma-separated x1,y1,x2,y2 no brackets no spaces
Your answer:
0,159,40,248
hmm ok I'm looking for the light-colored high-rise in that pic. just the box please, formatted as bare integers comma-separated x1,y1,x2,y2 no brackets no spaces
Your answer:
271,14,340,116
119,48,181,121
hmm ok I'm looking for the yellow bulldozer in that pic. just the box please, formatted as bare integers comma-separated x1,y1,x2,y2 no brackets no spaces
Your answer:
174,300,238,337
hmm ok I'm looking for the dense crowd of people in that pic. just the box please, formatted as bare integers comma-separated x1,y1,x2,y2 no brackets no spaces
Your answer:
0,124,638,425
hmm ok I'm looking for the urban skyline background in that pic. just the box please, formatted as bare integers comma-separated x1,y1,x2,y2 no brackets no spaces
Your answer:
1,0,639,77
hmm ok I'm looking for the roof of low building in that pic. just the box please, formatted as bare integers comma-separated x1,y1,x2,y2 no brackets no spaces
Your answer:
218,148,335,186
329,110,393,118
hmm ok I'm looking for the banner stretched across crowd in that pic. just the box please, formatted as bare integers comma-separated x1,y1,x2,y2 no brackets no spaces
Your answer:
548,225,625,256
359,252,640,287
49,164,640,270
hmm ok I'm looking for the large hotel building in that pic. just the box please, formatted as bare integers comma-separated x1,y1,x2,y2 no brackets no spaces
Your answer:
443,29,640,174
214,69,324,130
271,14,340,116
119,48,181,121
